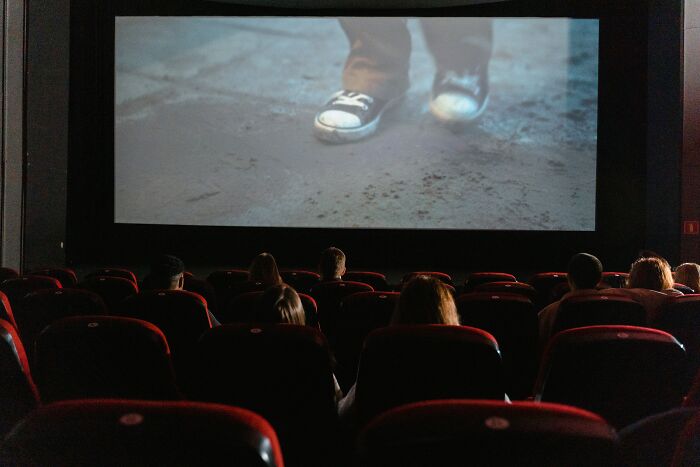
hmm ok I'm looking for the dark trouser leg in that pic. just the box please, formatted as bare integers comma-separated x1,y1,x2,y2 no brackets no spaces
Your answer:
339,18,412,101
420,18,494,73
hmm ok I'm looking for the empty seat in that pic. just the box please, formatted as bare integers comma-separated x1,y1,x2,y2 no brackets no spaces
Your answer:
0,319,39,438
355,325,504,426
78,276,138,312
355,400,617,467
618,407,700,467
0,276,62,320
0,291,17,329
85,267,137,284
183,272,219,313
463,272,517,292
529,272,569,308
474,281,537,301
402,271,453,287
280,270,320,293
344,271,390,291
206,269,249,305
0,399,284,467
602,271,629,288
310,281,373,341
192,324,338,466
219,290,318,327
655,295,700,386
334,291,399,391
28,267,78,287
551,293,647,335
535,325,687,428
16,288,107,358
0,267,19,282
34,316,180,402
456,292,538,399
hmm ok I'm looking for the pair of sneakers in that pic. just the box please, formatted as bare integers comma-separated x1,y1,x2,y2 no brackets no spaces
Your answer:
314,67,489,143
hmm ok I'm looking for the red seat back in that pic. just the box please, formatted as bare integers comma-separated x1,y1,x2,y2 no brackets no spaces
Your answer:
463,272,517,291
344,271,390,291
28,268,78,287
78,276,138,312
552,293,647,335
280,270,320,294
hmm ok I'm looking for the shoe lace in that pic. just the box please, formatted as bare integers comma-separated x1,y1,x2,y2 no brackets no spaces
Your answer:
330,91,373,111
440,70,481,95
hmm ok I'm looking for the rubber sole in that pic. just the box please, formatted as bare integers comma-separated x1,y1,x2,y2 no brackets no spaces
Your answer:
313,96,403,144
429,94,490,126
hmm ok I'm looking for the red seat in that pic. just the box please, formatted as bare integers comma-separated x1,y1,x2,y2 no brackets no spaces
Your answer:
355,325,504,426
310,280,373,341
535,325,687,428
220,290,318,327
402,271,453,287
333,291,399,391
280,270,320,294
463,272,517,292
601,271,629,288
16,289,107,358
344,271,390,291
0,291,17,329
0,276,62,320
0,319,39,437
474,281,537,301
456,292,538,399
0,399,284,467
28,267,78,287
34,316,180,403
77,276,138,312
85,267,137,284
655,295,700,386
183,272,219,314
206,269,249,306
551,293,647,335
356,400,617,467
529,272,569,308
192,324,337,467
0,267,19,282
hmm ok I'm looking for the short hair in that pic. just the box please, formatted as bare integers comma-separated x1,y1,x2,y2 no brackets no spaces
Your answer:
146,254,185,289
319,247,346,280
628,257,674,291
392,275,459,326
675,263,700,292
567,253,603,290
248,252,282,286
257,284,306,325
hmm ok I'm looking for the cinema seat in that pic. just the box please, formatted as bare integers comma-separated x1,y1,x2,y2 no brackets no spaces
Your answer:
0,276,62,318
355,325,504,426
310,280,373,341
77,275,138,312
220,290,318,327
191,324,338,467
355,400,617,467
344,271,390,292
15,288,107,358
655,295,700,386
671,411,700,467
0,400,284,467
529,272,568,308
402,271,453,287
473,281,537,301
34,316,180,403
463,272,517,292
28,267,78,287
85,267,137,284
456,292,538,399
675,283,695,294
0,267,19,282
535,325,687,428
333,291,399,391
601,271,629,288
551,293,647,335
0,319,39,438
618,408,700,467
206,269,249,305
0,291,17,329
183,272,219,314
280,270,320,293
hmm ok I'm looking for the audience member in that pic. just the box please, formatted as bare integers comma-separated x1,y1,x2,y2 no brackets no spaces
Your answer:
256,284,306,325
538,253,604,347
319,247,346,282
674,263,700,293
248,252,283,286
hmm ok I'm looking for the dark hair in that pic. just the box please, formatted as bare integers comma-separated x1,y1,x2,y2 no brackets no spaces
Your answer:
257,284,305,325
392,275,459,325
248,253,282,286
319,247,346,280
145,254,185,289
567,253,603,290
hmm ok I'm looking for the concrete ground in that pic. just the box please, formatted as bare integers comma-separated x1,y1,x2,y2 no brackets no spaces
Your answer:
114,17,598,231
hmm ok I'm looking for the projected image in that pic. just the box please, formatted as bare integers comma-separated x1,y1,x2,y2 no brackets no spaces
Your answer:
115,17,598,230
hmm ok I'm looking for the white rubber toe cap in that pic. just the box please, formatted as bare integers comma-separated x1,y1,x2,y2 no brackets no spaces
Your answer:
316,110,362,129
429,92,483,123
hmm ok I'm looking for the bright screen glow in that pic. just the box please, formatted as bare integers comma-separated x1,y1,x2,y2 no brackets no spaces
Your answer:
115,17,599,230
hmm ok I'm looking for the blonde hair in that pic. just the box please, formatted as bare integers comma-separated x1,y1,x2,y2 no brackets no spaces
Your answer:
392,275,459,325
675,263,700,292
628,257,674,291
257,284,306,325
248,252,283,286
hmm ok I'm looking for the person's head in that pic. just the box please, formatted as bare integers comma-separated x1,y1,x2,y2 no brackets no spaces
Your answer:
675,263,700,292
628,257,674,291
319,247,346,281
392,275,459,325
567,253,603,291
148,254,185,290
248,252,282,286
257,284,306,325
